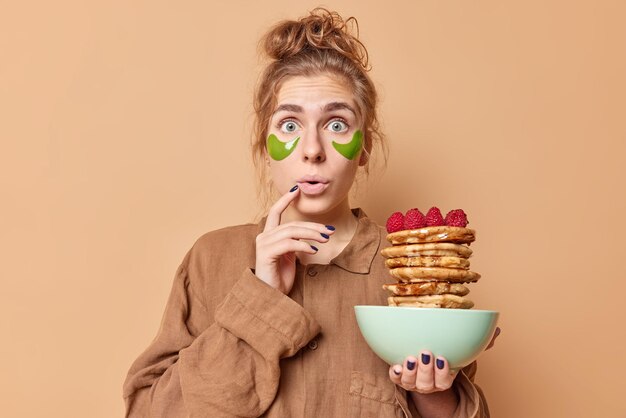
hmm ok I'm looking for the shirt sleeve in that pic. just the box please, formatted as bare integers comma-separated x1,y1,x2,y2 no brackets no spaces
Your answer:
451,361,491,418
122,261,321,417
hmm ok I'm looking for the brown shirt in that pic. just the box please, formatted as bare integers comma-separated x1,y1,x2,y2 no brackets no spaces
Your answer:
123,209,490,417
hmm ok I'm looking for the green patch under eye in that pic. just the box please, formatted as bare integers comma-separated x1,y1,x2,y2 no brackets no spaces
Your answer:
332,130,363,160
267,134,300,161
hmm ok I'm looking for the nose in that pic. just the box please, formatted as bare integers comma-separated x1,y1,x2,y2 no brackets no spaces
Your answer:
300,128,326,163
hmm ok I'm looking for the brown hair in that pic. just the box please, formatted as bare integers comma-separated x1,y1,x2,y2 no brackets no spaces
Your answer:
252,8,387,207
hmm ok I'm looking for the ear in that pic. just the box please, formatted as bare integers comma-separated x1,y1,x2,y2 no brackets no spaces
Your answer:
262,147,271,166
358,135,372,166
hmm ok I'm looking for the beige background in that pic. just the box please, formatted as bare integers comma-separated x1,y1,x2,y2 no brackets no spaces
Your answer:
1,1,625,417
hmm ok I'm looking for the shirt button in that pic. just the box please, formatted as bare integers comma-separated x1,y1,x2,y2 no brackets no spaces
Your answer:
307,268,317,277
308,339,318,350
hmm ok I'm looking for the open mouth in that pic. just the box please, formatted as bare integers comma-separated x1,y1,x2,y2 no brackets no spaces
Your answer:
297,181,328,195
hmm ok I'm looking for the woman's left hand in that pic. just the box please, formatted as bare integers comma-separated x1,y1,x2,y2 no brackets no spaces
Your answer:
389,327,501,393
388,351,457,394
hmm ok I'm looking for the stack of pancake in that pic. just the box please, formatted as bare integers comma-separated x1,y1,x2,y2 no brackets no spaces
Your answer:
381,221,480,309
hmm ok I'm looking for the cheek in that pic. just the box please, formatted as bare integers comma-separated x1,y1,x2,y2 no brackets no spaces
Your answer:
268,160,294,186
329,158,360,190
268,161,283,177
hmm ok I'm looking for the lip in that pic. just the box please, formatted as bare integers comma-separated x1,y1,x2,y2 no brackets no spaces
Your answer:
296,175,330,195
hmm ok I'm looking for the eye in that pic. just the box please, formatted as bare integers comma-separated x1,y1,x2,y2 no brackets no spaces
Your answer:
280,120,299,133
327,119,348,133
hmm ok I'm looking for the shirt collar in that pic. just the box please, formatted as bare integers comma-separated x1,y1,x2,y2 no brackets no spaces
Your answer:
329,208,381,274
254,208,381,274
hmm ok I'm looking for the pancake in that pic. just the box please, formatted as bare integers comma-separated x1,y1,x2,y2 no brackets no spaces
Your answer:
386,226,475,245
383,282,470,296
389,267,481,282
394,277,477,284
385,256,470,269
381,242,473,259
387,294,474,309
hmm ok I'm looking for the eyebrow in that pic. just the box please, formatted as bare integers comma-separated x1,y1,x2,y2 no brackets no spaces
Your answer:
323,102,356,116
273,104,303,114
272,102,357,116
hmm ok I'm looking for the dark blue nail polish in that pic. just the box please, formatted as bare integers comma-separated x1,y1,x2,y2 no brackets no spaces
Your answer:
310,245,318,251
393,368,401,375
436,359,445,370
325,225,335,231
421,353,431,365
407,361,416,371
290,185,298,192
321,233,329,239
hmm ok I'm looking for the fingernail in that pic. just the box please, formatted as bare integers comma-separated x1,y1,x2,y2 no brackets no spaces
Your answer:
393,367,401,375
321,233,329,239
421,353,431,365
436,359,445,370
310,245,318,251
325,225,335,231
407,361,416,371
290,185,298,192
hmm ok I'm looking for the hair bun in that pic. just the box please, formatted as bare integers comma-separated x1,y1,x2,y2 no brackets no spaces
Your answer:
262,8,369,70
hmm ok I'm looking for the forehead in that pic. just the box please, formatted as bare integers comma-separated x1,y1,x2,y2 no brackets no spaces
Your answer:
275,75,355,108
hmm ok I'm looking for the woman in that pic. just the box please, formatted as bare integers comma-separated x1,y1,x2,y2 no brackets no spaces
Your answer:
123,9,492,417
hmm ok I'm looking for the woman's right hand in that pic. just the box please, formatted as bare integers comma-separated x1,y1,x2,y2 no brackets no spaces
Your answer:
254,185,335,294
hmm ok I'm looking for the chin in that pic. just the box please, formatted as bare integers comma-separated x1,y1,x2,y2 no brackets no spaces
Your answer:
293,195,340,217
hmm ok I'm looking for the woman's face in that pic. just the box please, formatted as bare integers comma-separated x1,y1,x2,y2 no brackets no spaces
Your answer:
266,74,367,217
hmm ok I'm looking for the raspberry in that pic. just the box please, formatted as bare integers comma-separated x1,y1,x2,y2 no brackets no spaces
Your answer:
425,207,445,226
386,211,405,233
404,208,427,229
445,209,468,227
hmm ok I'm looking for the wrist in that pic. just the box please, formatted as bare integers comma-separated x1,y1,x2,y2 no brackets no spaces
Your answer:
408,386,459,418
252,267,285,294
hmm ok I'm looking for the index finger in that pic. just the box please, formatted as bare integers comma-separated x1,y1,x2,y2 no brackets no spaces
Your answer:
264,185,300,231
